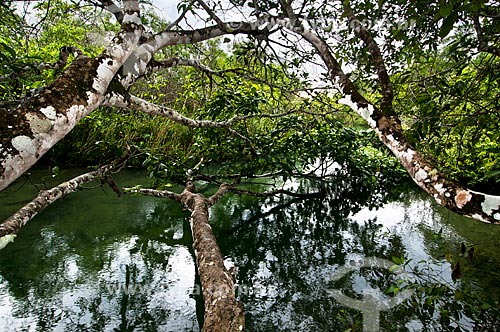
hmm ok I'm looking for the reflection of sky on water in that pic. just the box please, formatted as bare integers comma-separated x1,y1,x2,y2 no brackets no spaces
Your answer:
232,189,490,331
0,169,199,331
0,237,197,331
1,169,499,331
350,197,460,284
0,235,198,331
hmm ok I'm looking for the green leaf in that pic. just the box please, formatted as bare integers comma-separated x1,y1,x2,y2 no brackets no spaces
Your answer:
480,302,491,310
385,285,400,295
392,256,403,265
439,13,458,38
389,264,401,272
0,42,16,57
482,169,500,180
437,4,453,18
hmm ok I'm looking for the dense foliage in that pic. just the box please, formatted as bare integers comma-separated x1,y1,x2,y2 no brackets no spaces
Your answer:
2,0,498,191
1,0,499,330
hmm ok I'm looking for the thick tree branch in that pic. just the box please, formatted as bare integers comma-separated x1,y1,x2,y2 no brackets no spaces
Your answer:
0,150,130,242
264,15,500,223
125,182,244,331
0,0,143,191
117,18,270,89
278,0,297,21
125,187,181,201
147,19,267,58
473,14,500,57
344,6,395,116
207,183,231,206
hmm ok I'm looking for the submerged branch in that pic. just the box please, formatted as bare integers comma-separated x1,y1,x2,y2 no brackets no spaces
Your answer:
0,150,130,241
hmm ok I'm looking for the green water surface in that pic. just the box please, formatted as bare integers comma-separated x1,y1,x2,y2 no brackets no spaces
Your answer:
0,168,499,331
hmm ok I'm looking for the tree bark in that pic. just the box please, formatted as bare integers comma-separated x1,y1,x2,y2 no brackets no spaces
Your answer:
0,1,143,191
0,8,264,191
1,2,499,225
0,155,128,241
273,16,500,224
128,182,244,331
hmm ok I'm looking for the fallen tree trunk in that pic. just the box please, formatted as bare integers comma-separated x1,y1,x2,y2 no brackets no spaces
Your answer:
0,153,128,242
127,182,244,332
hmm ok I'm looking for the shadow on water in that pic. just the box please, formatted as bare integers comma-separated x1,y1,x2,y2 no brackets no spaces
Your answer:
0,168,499,331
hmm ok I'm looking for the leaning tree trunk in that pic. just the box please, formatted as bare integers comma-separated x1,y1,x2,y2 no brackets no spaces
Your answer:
0,1,143,191
285,18,500,224
128,182,245,332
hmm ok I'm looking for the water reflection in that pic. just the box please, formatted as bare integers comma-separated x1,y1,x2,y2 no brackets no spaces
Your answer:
0,170,199,332
212,182,500,331
0,170,499,331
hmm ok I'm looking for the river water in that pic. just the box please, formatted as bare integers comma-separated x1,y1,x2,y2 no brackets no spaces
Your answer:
0,168,499,331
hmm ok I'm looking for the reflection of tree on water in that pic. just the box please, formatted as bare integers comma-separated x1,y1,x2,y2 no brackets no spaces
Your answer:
210,175,408,331
0,197,199,331
1,171,499,331
212,176,500,331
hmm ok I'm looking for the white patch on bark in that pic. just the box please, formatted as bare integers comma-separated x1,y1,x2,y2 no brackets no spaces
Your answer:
481,194,500,217
0,234,17,250
66,104,86,125
105,92,123,106
27,113,52,134
434,183,446,196
39,106,57,120
338,95,376,128
86,90,99,106
11,135,36,155
93,58,116,94
414,168,428,182
123,12,142,25
470,213,488,223
385,134,401,150
455,190,472,209
401,148,415,163
1,100,91,191
154,34,167,48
